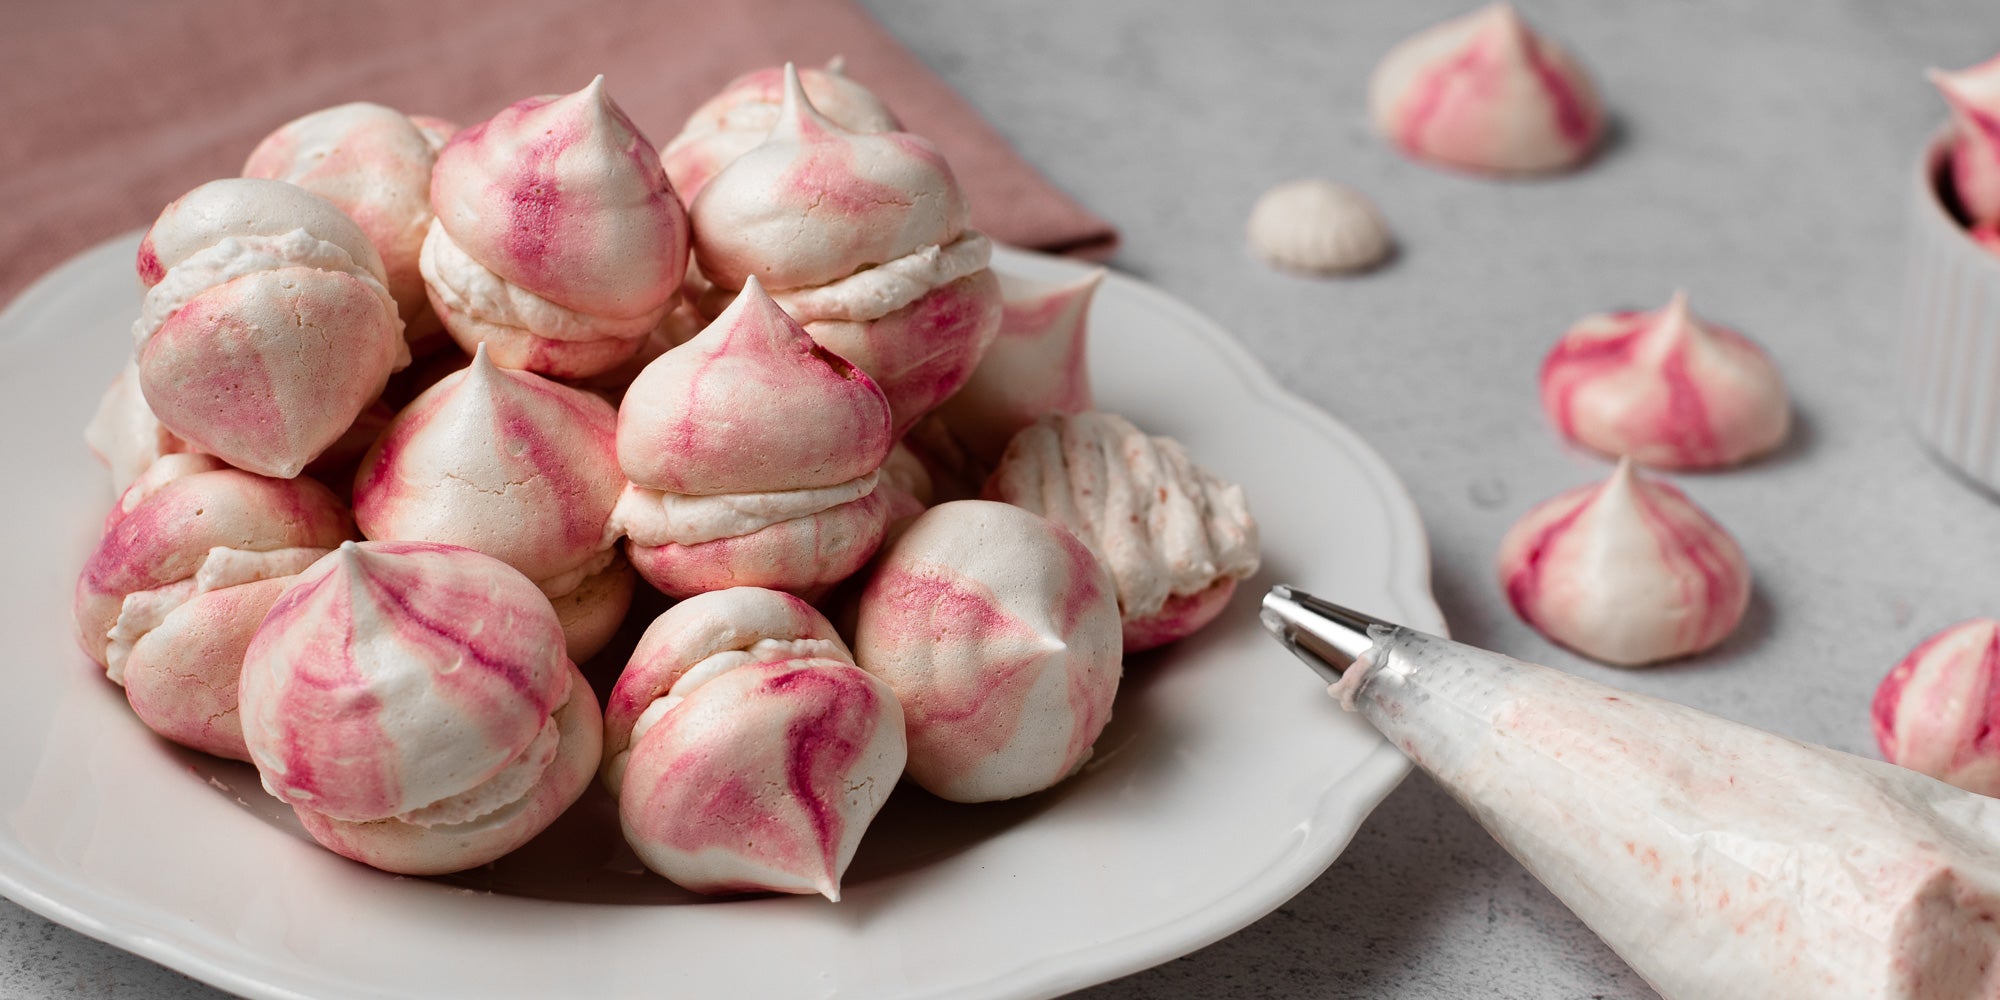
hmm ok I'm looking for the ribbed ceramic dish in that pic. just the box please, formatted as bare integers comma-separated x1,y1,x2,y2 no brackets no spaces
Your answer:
0,235,1442,1000
1901,129,2000,492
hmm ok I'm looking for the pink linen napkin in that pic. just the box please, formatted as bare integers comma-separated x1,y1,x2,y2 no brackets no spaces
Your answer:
0,0,1117,306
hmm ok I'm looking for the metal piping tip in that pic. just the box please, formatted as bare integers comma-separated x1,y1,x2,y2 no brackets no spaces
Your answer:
1259,585,1400,683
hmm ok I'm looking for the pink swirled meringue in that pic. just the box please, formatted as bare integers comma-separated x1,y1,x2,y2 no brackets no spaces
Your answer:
663,59,900,204
239,541,601,875
1873,619,2000,796
85,360,192,493
243,102,458,355
985,412,1260,653
613,278,893,599
74,464,354,759
1368,3,1604,174
1540,291,1790,470
602,588,904,899
853,500,1121,802
1934,55,2000,228
931,269,1102,466
1497,459,1750,667
422,76,688,378
691,64,1000,436
134,178,408,479
354,344,632,661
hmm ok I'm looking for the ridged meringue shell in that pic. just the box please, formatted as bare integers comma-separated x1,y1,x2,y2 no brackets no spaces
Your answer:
604,588,903,900
663,59,900,203
1540,291,1790,470
1934,55,2000,228
353,344,630,660
985,412,1260,653
1246,180,1393,276
1368,3,1604,174
423,76,688,377
1497,459,1750,666
239,541,600,875
853,500,1121,802
1874,619,2000,796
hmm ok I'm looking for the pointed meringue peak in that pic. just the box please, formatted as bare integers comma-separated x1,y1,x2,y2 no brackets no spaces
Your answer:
1497,462,1750,667
617,281,891,495
1874,619,2000,796
1539,293,1789,470
1932,54,2000,110
1368,2,1603,174
773,62,842,142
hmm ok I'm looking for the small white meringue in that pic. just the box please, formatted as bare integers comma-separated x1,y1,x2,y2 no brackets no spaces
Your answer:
1246,180,1393,275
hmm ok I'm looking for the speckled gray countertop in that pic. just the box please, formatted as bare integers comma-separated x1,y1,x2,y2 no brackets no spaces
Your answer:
8,1,2000,997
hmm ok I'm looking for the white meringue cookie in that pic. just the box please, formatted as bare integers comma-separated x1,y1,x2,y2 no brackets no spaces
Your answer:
986,413,1260,652
239,541,600,875
1540,291,1790,470
1246,180,1393,276
1369,3,1604,174
853,500,1122,802
602,588,903,899
85,360,191,493
662,59,901,203
930,267,1103,466
1496,459,1750,666
1874,619,2000,797
1934,55,2000,228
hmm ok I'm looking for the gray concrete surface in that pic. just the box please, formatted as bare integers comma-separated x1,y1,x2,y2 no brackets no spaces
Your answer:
7,1,2000,996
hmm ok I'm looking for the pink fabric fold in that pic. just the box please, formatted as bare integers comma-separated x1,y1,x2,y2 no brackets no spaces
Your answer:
0,0,1116,307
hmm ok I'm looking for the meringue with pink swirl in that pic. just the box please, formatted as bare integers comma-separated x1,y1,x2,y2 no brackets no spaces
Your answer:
244,102,457,355
1498,459,1750,666
613,277,893,598
74,462,354,759
853,500,1121,802
1874,619,2000,797
986,412,1260,652
422,76,688,378
691,63,1000,436
1540,291,1790,470
239,540,601,876
1369,3,1604,174
85,360,192,493
663,59,900,204
134,178,407,479
603,588,904,899
932,268,1103,466
353,344,633,661
1934,54,2000,228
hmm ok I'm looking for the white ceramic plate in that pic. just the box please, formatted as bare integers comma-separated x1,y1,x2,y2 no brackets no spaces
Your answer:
0,236,1441,1000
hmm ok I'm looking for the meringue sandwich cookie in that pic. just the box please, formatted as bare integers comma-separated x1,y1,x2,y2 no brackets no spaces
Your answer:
134,178,409,479
1497,459,1750,667
603,588,904,899
85,359,192,493
1933,54,2000,228
613,277,893,599
422,76,689,379
240,541,601,876
691,64,1001,437
987,412,1261,653
74,464,354,759
243,102,458,355
854,500,1122,803
354,344,632,661
662,58,901,204
1874,619,2000,797
1368,3,1604,174
931,268,1104,467
1246,180,1393,276
1541,291,1790,470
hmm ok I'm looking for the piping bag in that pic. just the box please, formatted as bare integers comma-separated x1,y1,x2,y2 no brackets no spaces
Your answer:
1261,585,2000,1000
